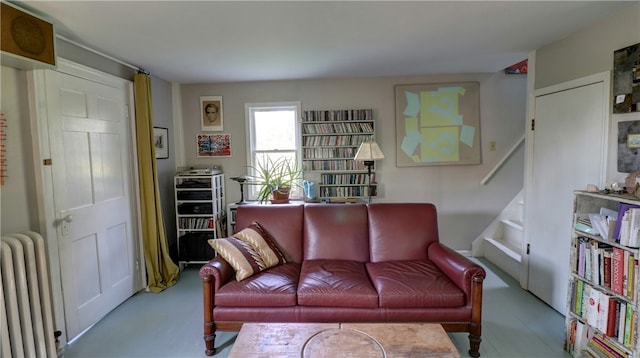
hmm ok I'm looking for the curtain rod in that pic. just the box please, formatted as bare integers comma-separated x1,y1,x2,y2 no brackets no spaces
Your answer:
56,34,148,74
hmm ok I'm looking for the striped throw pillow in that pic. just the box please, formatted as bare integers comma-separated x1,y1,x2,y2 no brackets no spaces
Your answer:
208,221,286,281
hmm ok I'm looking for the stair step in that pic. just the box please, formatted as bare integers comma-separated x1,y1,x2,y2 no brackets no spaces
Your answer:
485,237,521,262
502,219,523,231
484,237,521,281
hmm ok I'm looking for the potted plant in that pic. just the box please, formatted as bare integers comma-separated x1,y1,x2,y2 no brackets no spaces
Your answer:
250,157,302,203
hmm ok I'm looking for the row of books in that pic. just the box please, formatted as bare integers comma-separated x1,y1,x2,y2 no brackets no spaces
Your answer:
567,320,633,358
302,135,372,147
570,281,637,350
178,217,216,230
302,160,369,171
319,185,376,198
579,203,640,247
303,147,357,159
321,173,374,185
576,238,638,299
302,122,374,134
618,206,640,247
302,109,373,122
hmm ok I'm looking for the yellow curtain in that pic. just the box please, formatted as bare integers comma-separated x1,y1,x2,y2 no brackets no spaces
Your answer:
133,73,179,293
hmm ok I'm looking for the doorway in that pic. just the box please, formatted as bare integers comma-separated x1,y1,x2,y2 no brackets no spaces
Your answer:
523,72,610,313
31,58,144,343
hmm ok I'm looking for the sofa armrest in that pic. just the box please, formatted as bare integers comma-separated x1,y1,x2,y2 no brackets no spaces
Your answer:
428,243,486,298
199,256,234,356
199,256,234,291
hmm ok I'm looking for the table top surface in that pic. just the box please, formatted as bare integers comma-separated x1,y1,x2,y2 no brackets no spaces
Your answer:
229,322,460,358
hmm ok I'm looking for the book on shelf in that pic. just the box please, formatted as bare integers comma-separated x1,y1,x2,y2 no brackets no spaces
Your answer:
566,318,588,355
587,207,618,240
618,301,626,345
572,279,638,346
586,286,600,329
613,203,640,245
623,303,634,348
612,247,625,296
589,332,627,358
630,208,640,247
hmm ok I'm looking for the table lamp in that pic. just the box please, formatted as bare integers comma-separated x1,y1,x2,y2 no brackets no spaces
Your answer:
354,141,385,203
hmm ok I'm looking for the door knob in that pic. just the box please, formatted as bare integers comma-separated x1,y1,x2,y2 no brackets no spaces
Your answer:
63,215,73,223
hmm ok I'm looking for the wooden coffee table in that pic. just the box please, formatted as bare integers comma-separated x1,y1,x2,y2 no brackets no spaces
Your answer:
229,322,460,357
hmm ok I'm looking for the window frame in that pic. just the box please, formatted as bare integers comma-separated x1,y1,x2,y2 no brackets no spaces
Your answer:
244,101,302,200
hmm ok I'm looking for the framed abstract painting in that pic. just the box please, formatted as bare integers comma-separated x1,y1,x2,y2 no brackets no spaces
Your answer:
395,82,481,166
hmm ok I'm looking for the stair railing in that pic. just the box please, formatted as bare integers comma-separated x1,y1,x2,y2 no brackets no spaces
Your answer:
481,134,525,186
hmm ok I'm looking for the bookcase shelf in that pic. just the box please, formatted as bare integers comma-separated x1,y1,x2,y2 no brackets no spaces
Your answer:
301,109,377,201
565,190,640,357
174,173,225,269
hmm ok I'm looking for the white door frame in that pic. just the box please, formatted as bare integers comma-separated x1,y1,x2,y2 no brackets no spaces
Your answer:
28,58,146,346
521,70,611,290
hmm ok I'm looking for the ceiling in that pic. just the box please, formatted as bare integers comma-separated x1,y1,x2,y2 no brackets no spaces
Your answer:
16,1,636,84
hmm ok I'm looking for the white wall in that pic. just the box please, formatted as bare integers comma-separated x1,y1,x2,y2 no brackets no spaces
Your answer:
0,66,39,234
150,76,179,255
535,4,639,91
535,4,640,184
180,72,527,250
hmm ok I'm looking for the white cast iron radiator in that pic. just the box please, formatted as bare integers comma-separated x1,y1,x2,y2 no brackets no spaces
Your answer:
1,232,57,357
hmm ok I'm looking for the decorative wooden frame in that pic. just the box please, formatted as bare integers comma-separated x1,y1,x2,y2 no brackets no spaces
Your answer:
197,133,231,158
153,127,169,159
200,96,224,131
1,2,57,69
395,82,481,166
628,134,640,149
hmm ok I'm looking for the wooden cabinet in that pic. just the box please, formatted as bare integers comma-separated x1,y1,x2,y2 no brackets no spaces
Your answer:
565,190,640,357
301,109,377,201
174,173,225,268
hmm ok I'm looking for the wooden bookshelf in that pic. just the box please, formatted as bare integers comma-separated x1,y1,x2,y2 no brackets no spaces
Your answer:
565,190,640,357
301,109,377,201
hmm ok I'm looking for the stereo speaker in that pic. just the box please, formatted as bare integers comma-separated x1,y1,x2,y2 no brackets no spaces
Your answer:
1,2,56,70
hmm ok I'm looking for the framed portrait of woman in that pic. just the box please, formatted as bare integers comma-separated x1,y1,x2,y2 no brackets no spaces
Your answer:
200,96,223,131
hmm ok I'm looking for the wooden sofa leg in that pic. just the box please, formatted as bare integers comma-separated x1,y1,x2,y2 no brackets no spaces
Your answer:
204,322,216,356
469,274,484,357
468,329,481,358
202,275,216,356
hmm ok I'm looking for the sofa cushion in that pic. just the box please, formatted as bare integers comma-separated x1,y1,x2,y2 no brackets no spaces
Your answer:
297,260,378,308
233,221,287,267
366,260,465,308
208,237,265,281
368,203,439,262
303,204,370,262
235,204,304,263
216,262,301,307
209,221,287,282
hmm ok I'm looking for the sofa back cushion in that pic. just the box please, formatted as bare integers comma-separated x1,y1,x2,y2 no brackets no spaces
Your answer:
303,204,369,262
368,203,439,262
235,204,304,263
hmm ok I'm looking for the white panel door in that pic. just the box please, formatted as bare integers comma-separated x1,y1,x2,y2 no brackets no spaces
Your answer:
527,77,607,313
43,64,139,340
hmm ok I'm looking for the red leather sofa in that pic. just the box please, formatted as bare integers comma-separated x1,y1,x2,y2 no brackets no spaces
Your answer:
199,203,486,357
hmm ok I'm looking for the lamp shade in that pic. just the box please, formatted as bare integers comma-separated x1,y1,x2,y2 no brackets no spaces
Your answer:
354,141,385,161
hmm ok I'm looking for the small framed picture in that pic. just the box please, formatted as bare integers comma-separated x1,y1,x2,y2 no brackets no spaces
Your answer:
200,96,223,131
197,133,231,157
628,133,640,149
153,127,169,159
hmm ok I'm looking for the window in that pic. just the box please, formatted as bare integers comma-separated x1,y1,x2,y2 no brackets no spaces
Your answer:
245,102,301,200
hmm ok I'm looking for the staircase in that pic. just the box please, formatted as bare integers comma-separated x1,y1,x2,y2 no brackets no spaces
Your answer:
473,190,524,281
